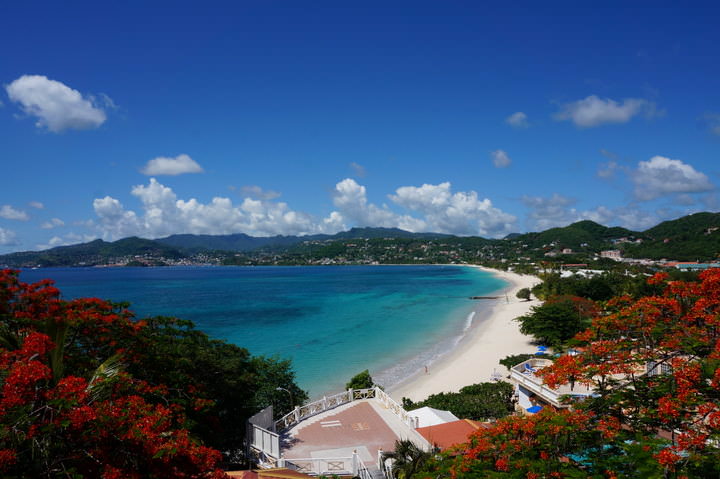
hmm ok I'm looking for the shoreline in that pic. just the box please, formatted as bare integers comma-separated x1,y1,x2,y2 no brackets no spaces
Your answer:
388,266,541,402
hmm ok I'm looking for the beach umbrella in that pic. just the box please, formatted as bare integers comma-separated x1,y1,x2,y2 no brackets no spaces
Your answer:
537,345,548,351
526,405,543,414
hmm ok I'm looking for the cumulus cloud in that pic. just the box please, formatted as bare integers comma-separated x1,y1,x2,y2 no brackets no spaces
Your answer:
554,95,658,128
40,218,65,229
29,201,44,209
93,178,342,240
5,75,107,132
632,156,714,201
0,205,29,221
141,154,204,176
35,232,96,251
505,112,529,128
0,227,18,246
331,179,418,230
240,185,281,200
521,194,660,231
90,178,518,241
490,149,512,168
389,182,516,236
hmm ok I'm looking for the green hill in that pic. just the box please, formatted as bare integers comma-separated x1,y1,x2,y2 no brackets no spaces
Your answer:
0,237,185,267
621,212,720,261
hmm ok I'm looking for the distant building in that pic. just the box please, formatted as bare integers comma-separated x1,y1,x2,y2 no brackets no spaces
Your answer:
600,250,622,261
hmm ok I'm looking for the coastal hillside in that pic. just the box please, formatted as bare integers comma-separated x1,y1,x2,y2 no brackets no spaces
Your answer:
156,227,453,252
0,237,185,267
3,212,720,267
621,212,720,261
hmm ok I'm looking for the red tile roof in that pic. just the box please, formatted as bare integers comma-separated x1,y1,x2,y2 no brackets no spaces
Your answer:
416,419,487,450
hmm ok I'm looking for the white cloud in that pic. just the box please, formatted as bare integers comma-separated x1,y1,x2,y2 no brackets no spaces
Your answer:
331,179,417,230
35,232,96,251
93,178,341,240
554,95,658,128
5,75,107,132
632,156,714,201
349,162,366,177
141,154,204,176
29,201,44,209
40,218,65,229
0,205,29,221
0,227,18,246
597,160,619,179
505,112,529,128
90,178,518,241
389,182,516,237
520,194,660,231
490,149,512,168
241,185,281,200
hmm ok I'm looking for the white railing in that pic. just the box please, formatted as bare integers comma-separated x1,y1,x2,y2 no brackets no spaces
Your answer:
281,452,364,477
509,359,594,408
274,387,419,432
374,387,419,429
249,423,280,460
275,389,357,430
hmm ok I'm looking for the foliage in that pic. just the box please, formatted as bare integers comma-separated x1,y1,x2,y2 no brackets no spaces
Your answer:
515,288,531,301
0,269,308,477
387,439,433,479
346,369,375,390
402,382,514,421
418,269,720,478
515,296,596,348
499,353,547,370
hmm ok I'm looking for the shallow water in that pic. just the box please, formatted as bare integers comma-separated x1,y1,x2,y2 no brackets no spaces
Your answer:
20,265,506,397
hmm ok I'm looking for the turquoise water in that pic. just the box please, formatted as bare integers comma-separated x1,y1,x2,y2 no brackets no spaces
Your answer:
19,265,506,397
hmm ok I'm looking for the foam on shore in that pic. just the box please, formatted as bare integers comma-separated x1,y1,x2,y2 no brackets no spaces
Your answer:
387,266,540,402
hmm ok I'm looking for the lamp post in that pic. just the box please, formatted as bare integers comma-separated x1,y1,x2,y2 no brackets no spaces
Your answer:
275,387,294,409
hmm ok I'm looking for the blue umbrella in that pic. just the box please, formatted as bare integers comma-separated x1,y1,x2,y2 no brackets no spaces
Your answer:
526,405,543,413
537,345,548,351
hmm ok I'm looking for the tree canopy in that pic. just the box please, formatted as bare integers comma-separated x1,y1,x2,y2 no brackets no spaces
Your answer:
0,269,307,477
417,269,720,478
402,382,514,421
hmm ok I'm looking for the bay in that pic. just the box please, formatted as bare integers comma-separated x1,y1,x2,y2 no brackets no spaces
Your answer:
19,265,506,397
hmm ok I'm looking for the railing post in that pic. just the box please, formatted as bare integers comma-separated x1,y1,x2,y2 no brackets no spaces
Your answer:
352,450,359,476
348,388,353,401
293,406,300,424
322,395,327,410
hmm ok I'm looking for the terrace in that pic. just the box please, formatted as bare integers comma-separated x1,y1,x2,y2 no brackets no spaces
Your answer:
509,358,594,410
249,388,431,479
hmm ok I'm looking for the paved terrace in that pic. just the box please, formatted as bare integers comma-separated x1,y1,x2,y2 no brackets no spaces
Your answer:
281,399,429,467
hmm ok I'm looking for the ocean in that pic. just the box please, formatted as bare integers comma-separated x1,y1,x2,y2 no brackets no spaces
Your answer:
19,265,506,397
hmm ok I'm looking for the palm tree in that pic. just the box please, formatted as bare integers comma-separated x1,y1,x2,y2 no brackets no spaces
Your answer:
386,439,432,479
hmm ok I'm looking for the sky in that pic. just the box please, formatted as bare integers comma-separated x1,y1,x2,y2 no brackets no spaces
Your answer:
1,1,720,253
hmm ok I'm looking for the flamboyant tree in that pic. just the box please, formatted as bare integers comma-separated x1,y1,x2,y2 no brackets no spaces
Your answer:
419,269,720,478
0,269,230,477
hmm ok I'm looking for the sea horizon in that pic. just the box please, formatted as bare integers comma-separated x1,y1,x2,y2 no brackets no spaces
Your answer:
19,264,507,398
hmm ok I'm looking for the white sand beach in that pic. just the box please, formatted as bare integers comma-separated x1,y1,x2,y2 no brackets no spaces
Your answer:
388,266,541,402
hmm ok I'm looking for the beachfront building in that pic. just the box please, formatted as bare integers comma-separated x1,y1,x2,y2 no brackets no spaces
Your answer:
510,355,672,415
248,387,432,479
509,358,595,413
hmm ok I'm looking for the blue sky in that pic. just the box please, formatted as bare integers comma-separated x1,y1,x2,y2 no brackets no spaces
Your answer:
1,1,719,253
